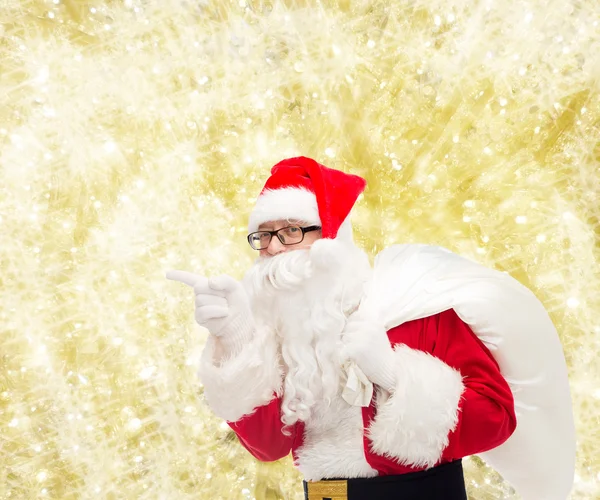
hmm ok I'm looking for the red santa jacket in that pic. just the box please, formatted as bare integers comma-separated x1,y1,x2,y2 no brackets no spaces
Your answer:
227,308,517,475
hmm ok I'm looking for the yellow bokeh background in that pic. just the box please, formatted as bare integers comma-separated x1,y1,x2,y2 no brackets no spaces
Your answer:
1,0,599,498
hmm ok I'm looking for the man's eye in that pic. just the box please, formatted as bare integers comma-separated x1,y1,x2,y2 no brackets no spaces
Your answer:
288,226,300,233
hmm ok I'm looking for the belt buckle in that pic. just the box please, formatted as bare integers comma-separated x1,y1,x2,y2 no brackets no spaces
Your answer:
306,479,348,500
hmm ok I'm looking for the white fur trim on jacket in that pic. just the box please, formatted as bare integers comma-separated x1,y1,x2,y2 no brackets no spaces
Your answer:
198,326,283,423
248,187,320,233
367,345,465,468
295,396,378,481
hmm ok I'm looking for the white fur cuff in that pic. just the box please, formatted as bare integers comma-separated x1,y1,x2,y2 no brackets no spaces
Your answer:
367,345,465,468
198,327,283,422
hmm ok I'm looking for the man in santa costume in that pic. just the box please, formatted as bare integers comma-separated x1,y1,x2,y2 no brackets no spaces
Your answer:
167,157,575,500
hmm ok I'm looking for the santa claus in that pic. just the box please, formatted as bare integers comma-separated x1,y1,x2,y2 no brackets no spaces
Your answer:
167,157,575,500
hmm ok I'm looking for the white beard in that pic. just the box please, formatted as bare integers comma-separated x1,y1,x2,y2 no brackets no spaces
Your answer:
242,239,372,428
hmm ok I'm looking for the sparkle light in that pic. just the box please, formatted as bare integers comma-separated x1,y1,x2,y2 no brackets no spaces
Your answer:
0,0,598,499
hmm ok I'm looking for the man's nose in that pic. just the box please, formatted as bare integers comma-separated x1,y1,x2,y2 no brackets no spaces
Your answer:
266,235,287,255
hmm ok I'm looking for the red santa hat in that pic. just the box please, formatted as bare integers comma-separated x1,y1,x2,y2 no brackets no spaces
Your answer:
248,156,367,240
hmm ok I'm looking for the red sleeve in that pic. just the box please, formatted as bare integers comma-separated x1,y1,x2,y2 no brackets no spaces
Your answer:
228,395,293,462
430,309,517,459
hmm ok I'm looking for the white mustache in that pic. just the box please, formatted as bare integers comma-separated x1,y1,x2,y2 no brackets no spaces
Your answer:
250,249,313,291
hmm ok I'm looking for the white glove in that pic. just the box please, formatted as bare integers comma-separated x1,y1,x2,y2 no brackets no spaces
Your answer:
341,308,397,393
166,270,254,355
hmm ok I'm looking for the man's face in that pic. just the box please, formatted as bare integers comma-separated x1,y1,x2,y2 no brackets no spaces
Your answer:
257,220,322,257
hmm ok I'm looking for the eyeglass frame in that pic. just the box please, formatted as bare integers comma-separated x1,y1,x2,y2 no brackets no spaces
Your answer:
247,225,322,250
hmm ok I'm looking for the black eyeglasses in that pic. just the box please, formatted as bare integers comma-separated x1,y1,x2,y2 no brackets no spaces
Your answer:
247,225,321,250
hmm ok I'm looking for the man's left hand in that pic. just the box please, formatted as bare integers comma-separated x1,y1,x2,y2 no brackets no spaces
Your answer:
341,309,397,392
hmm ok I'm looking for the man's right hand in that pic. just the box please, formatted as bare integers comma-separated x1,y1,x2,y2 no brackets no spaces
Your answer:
166,271,254,339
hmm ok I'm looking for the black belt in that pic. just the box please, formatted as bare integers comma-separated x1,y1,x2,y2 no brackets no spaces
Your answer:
303,460,467,500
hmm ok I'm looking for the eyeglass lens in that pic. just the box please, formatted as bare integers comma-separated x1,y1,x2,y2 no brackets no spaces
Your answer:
249,226,304,250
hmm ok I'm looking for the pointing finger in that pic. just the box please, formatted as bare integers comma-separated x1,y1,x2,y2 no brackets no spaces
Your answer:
166,270,207,288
